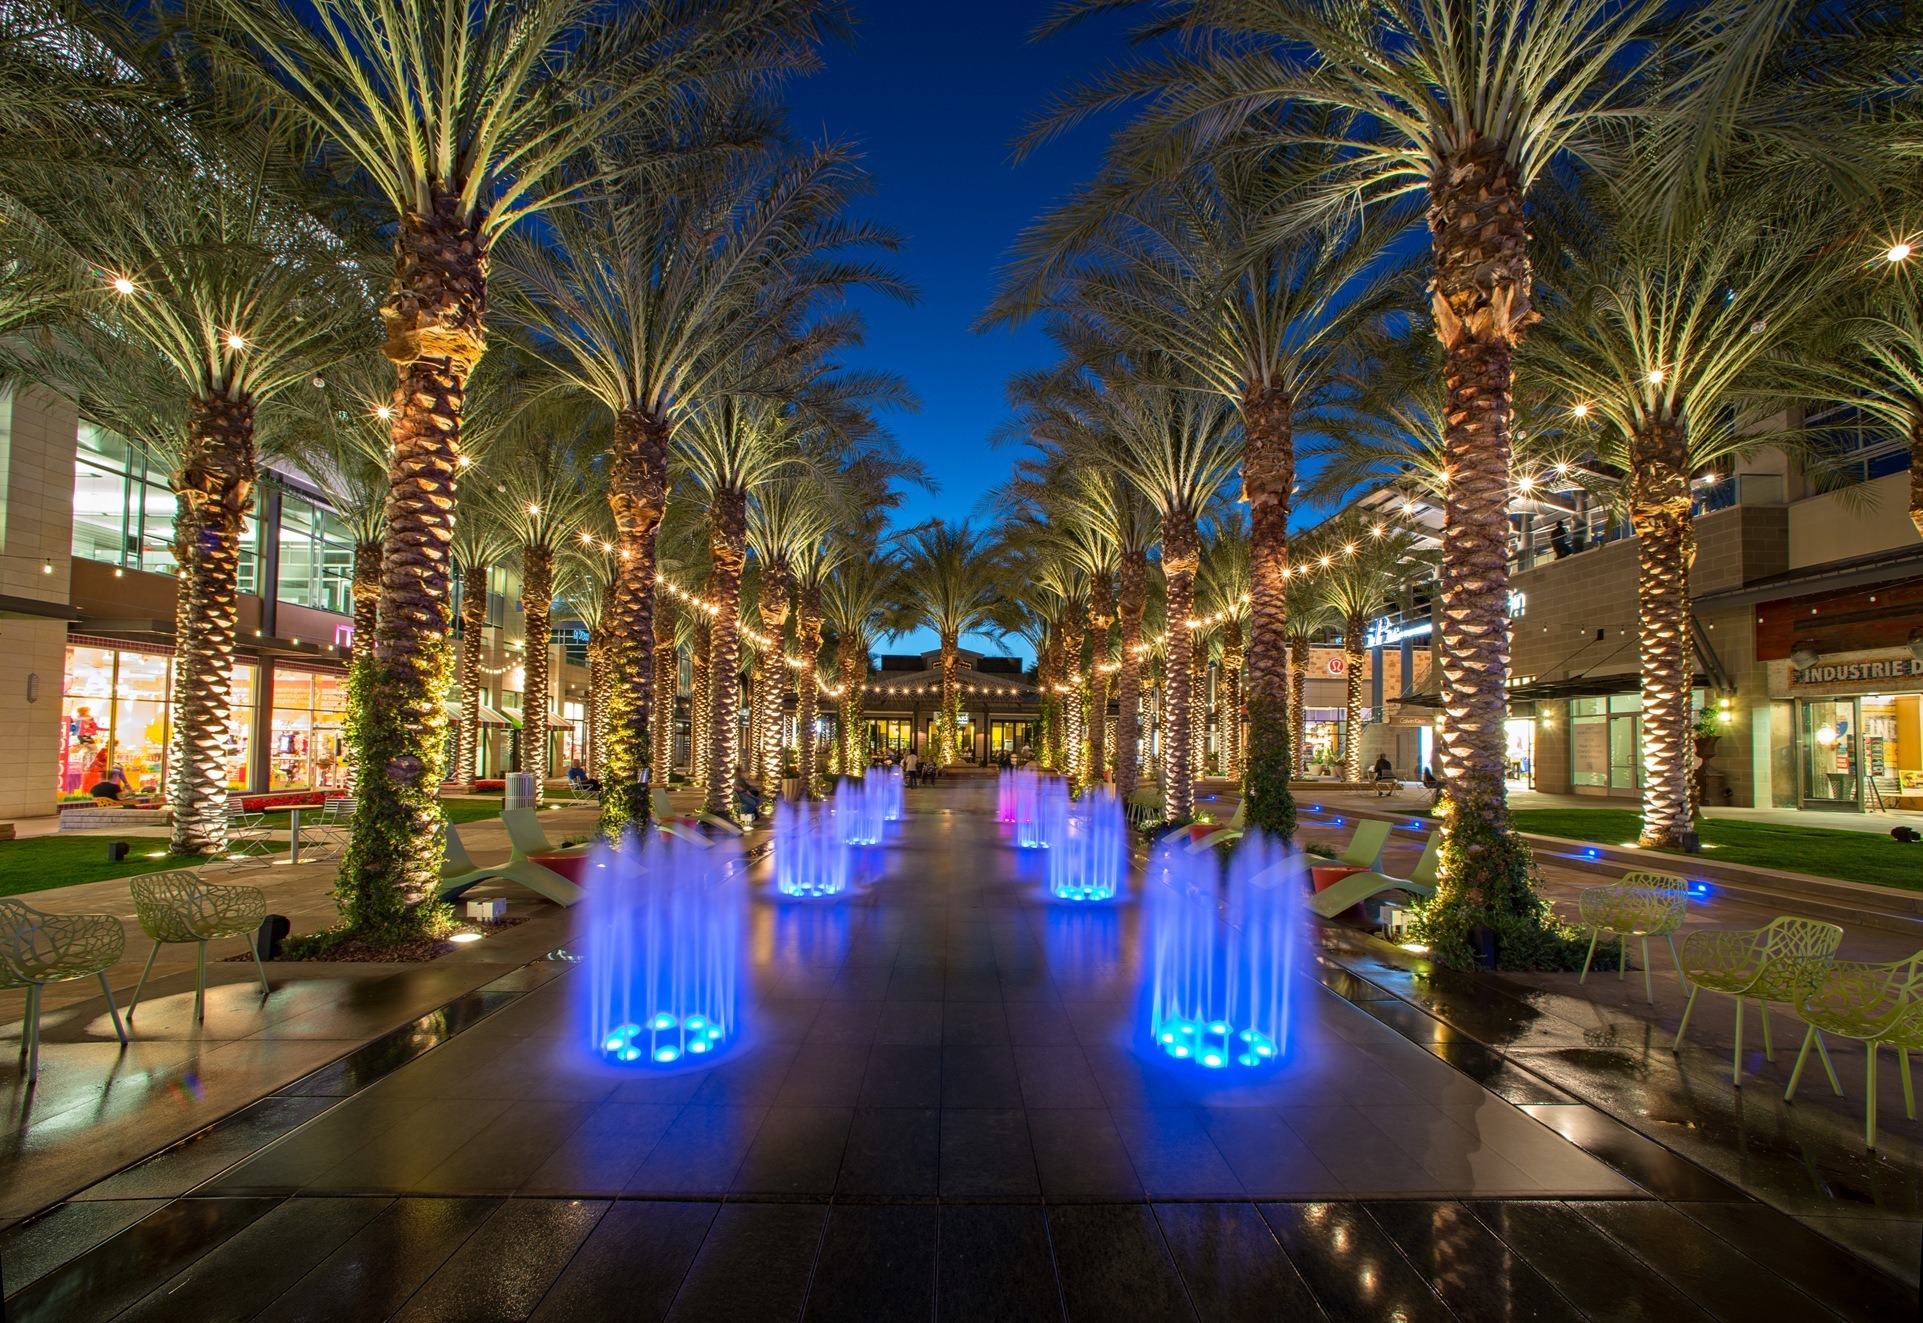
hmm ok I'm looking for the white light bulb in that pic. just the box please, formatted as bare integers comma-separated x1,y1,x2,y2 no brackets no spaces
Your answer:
226,333,246,350
111,277,135,295
1889,243,1912,263
1571,403,1589,419
1646,368,1665,385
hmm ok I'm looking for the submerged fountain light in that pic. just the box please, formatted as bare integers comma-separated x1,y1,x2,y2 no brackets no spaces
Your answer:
1046,786,1127,902
580,831,745,1068
774,798,854,897
1143,833,1302,1071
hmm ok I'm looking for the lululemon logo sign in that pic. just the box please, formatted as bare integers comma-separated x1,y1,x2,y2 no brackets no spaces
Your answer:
1326,656,1346,675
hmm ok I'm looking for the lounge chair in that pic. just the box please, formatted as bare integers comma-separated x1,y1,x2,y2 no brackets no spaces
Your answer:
502,807,585,861
1125,789,1163,829
1307,835,1438,920
439,822,583,908
1185,800,1248,852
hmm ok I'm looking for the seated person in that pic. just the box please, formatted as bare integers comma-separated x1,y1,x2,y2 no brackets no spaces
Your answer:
567,758,601,792
734,773,763,820
89,778,126,806
1371,754,1396,795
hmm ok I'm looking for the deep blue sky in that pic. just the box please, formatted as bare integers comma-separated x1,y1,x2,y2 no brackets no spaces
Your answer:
783,2,1139,660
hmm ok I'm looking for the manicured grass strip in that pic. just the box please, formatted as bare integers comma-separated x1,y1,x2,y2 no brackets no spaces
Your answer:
1507,809,1923,892
0,836,291,898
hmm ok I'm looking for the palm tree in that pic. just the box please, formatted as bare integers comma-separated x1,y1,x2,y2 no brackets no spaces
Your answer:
474,415,602,790
181,0,820,921
1036,0,1669,943
1527,177,1844,848
1284,577,1335,778
901,523,1006,767
556,525,618,777
1068,363,1241,821
748,477,838,786
1304,514,1429,782
993,122,1414,834
3,120,367,858
495,131,908,837
823,551,907,778
1198,510,1251,781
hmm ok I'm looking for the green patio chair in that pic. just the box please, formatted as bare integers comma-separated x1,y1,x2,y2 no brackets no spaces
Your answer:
651,789,675,821
1673,916,1843,1087
439,823,584,908
1329,819,1392,871
1185,800,1248,852
1785,952,1923,1148
1577,871,1690,1004
0,898,128,1082
502,807,585,861
128,871,270,1023
1307,836,1439,920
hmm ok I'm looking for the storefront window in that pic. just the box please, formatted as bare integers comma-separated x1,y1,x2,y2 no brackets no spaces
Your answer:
267,667,348,790
57,642,255,800
1571,694,1640,795
869,719,913,753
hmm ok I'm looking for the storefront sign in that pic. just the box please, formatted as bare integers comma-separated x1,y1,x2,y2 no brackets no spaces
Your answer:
1365,618,1431,649
1794,658,1923,686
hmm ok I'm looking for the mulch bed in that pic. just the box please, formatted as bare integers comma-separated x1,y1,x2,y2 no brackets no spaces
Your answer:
223,917,528,964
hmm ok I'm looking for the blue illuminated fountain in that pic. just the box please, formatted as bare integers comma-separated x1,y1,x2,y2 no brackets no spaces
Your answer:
1012,768,1069,850
1045,786,1126,901
773,797,853,897
879,764,903,823
1143,832,1302,1070
836,775,887,847
581,831,745,1068
997,767,1015,823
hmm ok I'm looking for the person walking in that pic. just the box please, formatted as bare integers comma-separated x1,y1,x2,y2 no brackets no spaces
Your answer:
902,748,921,786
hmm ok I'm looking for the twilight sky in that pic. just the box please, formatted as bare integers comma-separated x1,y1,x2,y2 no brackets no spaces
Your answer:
782,1,1138,659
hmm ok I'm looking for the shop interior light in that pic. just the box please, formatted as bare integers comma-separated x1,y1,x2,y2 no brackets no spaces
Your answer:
1815,725,1838,746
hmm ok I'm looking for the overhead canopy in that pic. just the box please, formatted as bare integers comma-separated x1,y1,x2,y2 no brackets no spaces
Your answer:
442,699,515,727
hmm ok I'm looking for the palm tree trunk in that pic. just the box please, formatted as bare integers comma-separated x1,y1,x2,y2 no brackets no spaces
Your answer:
1632,419,1696,849
1343,611,1366,784
1037,625,1061,771
520,544,554,791
586,627,609,778
1220,621,1244,782
1184,630,1199,776
1243,384,1296,838
838,635,866,776
600,408,671,841
798,585,824,789
167,395,256,857
1290,634,1309,778
350,541,380,668
1087,572,1115,786
1162,514,1200,821
1912,410,1923,539
757,561,792,789
455,562,488,790
652,592,678,780
690,614,712,791
342,192,485,934
1115,549,1147,799
707,491,748,817
1426,143,1539,939
1060,613,1085,782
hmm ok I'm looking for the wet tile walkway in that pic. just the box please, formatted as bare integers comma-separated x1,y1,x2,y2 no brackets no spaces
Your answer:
2,783,1916,1320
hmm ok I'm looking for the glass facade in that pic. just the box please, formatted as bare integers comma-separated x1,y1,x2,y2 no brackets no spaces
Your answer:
275,488,358,614
72,423,260,592
1571,694,1642,796
58,643,254,800
267,667,349,790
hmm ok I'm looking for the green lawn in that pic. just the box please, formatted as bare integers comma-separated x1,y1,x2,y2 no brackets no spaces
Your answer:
0,836,291,898
252,796,511,830
1507,809,1923,892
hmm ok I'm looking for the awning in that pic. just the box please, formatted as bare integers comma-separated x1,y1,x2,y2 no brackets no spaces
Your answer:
442,699,515,727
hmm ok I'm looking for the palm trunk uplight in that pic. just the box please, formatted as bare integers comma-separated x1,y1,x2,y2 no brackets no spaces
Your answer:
1342,612,1366,784
1631,420,1696,849
651,593,677,783
797,585,826,789
758,560,792,789
599,409,671,841
520,545,554,790
1114,550,1147,800
1162,515,1200,821
1087,572,1115,785
1243,385,1295,839
167,396,257,858
1220,619,1244,782
707,491,748,816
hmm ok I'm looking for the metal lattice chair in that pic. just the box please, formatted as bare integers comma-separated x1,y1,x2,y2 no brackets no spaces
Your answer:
211,807,275,869
128,871,271,1022
1577,871,1690,1004
1785,952,1923,1148
0,899,128,1082
1674,916,1843,1086
302,797,355,860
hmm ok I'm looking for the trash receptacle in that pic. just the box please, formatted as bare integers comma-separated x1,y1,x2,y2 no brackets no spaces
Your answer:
503,772,537,810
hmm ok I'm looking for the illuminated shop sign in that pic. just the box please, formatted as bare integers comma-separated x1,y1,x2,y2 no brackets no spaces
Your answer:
1365,618,1432,649
1793,658,1923,686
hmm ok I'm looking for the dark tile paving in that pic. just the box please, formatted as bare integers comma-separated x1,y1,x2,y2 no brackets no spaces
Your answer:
4,784,1916,1319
